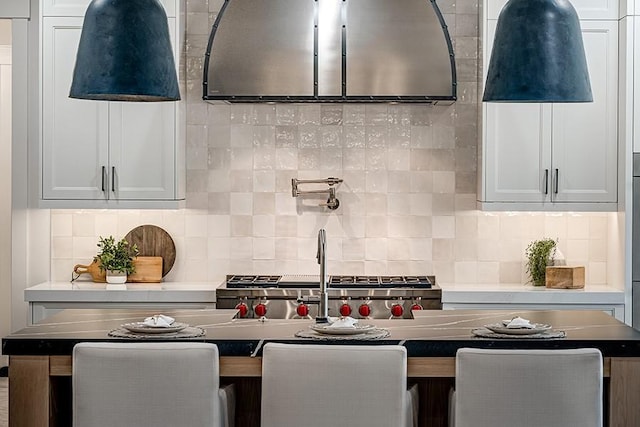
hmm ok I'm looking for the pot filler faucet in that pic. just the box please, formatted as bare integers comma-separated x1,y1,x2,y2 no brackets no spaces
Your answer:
316,228,329,323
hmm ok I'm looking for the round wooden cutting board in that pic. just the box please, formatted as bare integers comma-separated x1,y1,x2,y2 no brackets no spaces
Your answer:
124,225,176,277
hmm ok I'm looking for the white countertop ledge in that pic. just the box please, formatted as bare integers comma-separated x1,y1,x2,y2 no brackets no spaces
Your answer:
25,281,219,303
439,283,624,304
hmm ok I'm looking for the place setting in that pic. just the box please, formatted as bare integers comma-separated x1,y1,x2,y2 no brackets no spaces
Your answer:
108,314,205,339
295,316,390,340
472,316,566,339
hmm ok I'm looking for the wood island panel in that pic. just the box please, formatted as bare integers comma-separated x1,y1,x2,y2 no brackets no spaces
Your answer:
609,358,640,427
8,356,50,427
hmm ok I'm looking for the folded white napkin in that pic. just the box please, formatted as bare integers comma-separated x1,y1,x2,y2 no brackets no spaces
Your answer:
327,316,358,328
504,316,535,329
143,314,175,327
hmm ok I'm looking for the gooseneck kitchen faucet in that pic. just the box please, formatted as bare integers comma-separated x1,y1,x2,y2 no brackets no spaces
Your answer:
316,228,329,323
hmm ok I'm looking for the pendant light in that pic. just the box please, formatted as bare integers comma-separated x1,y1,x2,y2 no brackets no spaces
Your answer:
483,0,592,103
69,0,180,102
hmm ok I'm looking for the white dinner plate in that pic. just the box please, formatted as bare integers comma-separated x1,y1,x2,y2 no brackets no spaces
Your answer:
121,322,188,334
484,323,552,335
310,324,376,335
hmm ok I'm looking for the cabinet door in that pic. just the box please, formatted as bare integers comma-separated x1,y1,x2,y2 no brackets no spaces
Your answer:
108,17,177,201
483,103,552,202
109,102,176,200
552,20,618,203
41,17,109,200
481,20,552,203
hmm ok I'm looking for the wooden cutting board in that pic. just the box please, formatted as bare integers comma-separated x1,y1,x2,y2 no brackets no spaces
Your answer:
125,225,176,277
127,257,163,283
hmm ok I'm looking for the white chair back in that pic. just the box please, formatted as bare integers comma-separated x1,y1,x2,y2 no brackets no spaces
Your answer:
73,342,232,427
453,348,603,427
261,343,416,427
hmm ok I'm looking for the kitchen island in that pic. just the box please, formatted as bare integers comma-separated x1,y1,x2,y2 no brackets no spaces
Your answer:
3,308,640,427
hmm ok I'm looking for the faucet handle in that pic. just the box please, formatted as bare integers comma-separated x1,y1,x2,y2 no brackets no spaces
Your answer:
316,228,326,264
319,198,340,210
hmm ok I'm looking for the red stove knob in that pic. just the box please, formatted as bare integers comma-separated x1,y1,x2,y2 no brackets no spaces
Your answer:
411,303,423,311
358,304,371,317
254,303,267,317
235,302,249,318
296,303,309,317
339,303,352,317
391,304,404,317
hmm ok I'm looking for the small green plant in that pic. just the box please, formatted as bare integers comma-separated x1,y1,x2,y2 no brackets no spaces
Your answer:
525,238,557,286
94,236,139,274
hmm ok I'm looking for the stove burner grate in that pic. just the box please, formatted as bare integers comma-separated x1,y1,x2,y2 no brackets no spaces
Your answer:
226,275,281,288
224,274,433,288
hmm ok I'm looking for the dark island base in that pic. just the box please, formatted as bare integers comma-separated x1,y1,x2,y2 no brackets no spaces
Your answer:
33,375,457,427
218,378,456,427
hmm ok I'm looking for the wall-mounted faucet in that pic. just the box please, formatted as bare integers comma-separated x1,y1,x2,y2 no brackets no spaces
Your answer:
291,177,343,210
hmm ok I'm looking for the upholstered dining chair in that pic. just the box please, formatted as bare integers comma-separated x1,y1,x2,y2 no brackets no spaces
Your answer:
451,348,603,427
73,342,235,427
261,343,419,427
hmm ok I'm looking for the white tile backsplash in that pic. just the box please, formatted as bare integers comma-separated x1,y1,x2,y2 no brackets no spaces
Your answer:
48,0,616,287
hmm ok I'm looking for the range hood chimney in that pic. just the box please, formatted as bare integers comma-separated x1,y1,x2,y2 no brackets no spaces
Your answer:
203,0,456,103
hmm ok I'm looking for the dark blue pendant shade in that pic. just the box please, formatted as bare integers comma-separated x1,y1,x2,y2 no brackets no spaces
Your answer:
69,0,180,102
483,0,592,103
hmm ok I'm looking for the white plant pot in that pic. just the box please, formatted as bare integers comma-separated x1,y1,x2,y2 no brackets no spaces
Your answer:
106,270,127,284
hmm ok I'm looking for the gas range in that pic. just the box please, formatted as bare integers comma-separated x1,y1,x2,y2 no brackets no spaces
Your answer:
216,274,441,319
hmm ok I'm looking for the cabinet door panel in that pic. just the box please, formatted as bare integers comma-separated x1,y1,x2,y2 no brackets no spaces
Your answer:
552,21,618,203
42,17,108,200
483,103,552,202
109,102,176,200
486,0,618,20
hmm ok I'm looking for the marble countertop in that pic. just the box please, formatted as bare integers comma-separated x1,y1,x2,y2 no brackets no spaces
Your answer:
4,308,640,357
25,281,624,306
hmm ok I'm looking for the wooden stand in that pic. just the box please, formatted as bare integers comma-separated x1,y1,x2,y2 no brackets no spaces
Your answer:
545,266,585,289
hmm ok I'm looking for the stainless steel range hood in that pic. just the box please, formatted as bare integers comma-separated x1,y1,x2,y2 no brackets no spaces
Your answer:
203,0,456,103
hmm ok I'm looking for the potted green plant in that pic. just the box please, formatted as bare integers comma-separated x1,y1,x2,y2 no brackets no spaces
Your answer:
525,238,557,286
94,236,139,285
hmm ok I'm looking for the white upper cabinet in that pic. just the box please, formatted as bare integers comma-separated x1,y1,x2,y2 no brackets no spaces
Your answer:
486,0,618,20
479,17,618,210
40,4,185,208
0,0,30,18
42,0,176,17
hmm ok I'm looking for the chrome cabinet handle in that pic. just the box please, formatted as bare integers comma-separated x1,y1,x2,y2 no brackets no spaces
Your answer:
101,166,107,192
111,166,116,193
544,169,549,195
554,168,559,194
